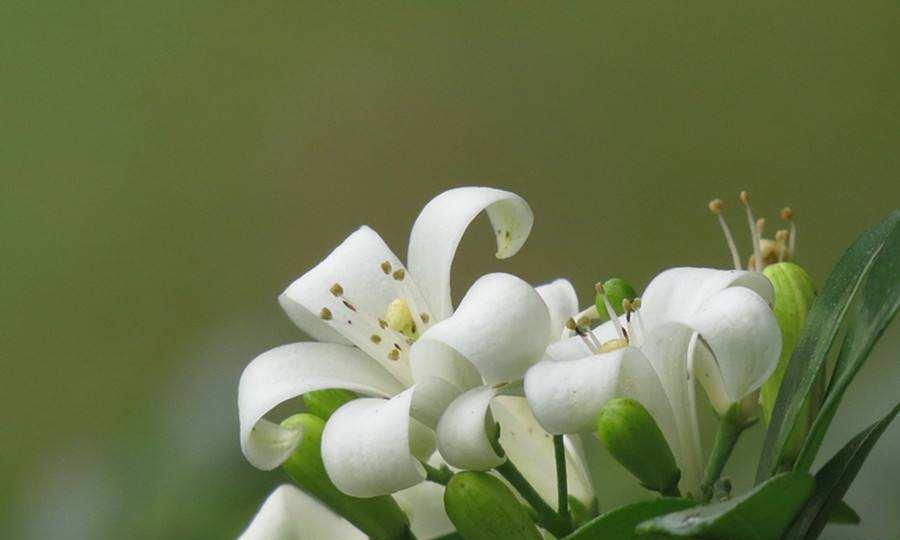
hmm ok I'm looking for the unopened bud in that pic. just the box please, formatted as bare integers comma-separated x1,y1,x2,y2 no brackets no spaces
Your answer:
280,414,409,540
444,472,542,540
302,388,356,420
760,262,818,461
596,398,681,496
594,278,638,322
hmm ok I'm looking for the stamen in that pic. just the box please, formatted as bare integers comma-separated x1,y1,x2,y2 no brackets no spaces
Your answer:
370,334,382,344
631,297,646,346
780,206,797,258
740,190,764,272
329,283,344,297
380,261,392,275
622,298,636,344
568,318,599,354
709,198,742,270
775,229,789,262
595,282,626,340
392,268,405,281
387,349,400,361
319,307,332,320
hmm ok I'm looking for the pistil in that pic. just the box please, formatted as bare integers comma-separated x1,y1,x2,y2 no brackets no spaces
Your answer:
595,282,626,341
740,191,764,272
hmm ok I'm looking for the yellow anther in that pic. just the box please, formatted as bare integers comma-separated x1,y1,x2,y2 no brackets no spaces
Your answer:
370,334,382,344
380,261,392,274
319,307,333,321
780,207,794,221
708,198,724,214
387,349,400,361
329,283,343,297
392,268,405,281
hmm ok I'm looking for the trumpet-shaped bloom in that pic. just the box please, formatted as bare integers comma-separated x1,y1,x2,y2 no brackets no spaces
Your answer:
238,187,588,503
524,267,780,493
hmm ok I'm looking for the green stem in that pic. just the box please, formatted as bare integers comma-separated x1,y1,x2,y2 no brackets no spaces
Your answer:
496,458,570,537
700,405,755,502
422,462,454,486
553,435,571,529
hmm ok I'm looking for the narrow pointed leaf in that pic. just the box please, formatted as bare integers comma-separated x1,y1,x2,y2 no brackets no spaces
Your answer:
564,498,695,540
786,403,899,540
827,500,860,525
757,211,900,481
636,472,813,540
793,226,900,471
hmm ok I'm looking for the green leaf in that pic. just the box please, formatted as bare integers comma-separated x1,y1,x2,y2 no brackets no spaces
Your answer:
827,500,860,525
757,211,900,481
636,472,813,540
786,403,898,540
564,498,695,540
793,225,900,471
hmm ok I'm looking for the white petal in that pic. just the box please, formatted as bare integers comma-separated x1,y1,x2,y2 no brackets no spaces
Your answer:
524,349,624,435
639,267,775,331
394,479,455,540
638,322,704,492
436,385,506,470
536,278,579,341
409,336,484,392
415,273,551,385
238,343,404,470
686,286,782,404
321,387,434,497
493,396,593,507
239,485,365,540
281,226,429,385
407,187,533,320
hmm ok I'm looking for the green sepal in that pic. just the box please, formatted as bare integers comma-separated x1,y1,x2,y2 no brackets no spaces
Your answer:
595,398,681,496
302,388,357,420
636,472,814,540
594,278,637,321
280,414,410,540
444,471,542,540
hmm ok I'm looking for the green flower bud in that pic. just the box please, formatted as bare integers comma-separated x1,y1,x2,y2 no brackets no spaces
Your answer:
444,471,542,540
302,388,357,420
596,398,681,496
595,278,637,322
280,414,409,540
760,262,819,462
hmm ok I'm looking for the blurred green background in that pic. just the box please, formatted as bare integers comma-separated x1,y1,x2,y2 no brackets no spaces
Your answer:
2,2,897,538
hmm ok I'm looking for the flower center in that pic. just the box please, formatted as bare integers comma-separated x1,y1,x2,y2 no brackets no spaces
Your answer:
319,261,433,372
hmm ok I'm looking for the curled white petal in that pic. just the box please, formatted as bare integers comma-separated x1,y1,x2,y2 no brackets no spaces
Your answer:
280,226,428,385
640,267,775,331
322,387,434,497
536,278,579,341
408,187,533,320
436,385,505,470
524,349,624,435
687,286,782,404
415,273,551,384
239,484,365,540
238,343,403,470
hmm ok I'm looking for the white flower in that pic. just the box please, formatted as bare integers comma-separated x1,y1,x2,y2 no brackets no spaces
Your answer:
238,187,589,504
523,267,781,494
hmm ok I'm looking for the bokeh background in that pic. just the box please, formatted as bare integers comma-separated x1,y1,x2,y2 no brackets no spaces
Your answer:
2,2,898,539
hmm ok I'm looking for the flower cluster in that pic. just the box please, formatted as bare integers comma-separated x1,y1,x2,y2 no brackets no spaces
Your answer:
236,187,789,539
